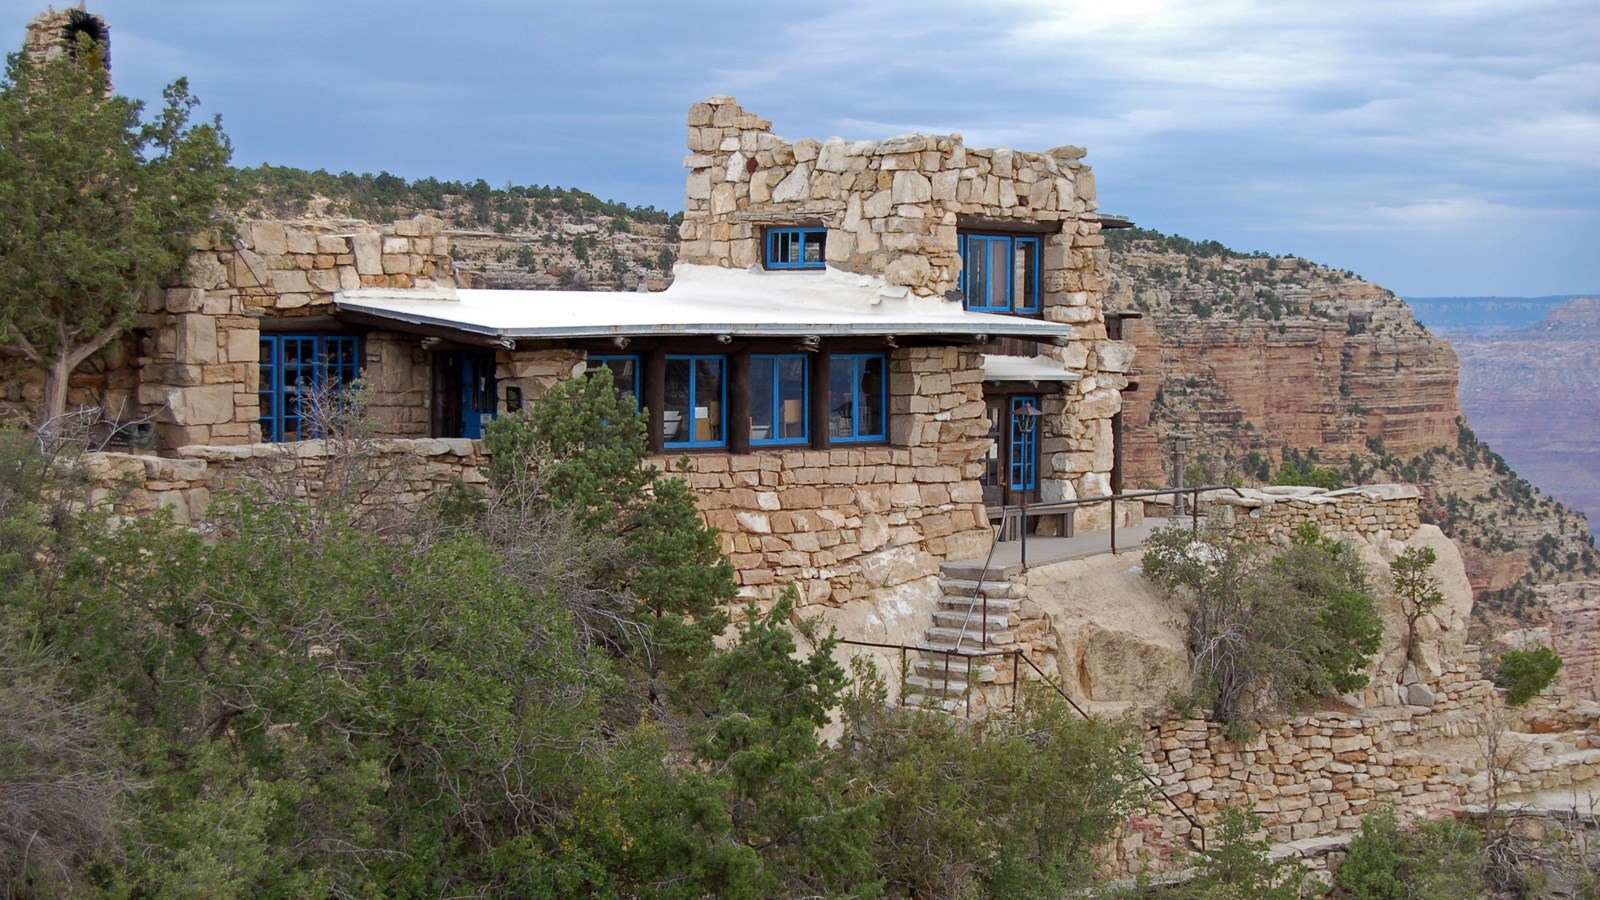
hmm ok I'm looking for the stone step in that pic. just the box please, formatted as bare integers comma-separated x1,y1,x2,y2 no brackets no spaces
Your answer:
940,560,1023,582
938,578,1024,599
904,673,972,696
930,609,1012,631
900,693,967,714
912,657,997,682
936,595,1018,615
924,625,1015,647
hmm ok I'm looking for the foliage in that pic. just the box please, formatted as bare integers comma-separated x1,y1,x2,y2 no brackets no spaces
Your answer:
481,367,734,680
1269,455,1342,490
1334,807,1486,899
1494,644,1562,705
232,163,677,227
1392,546,1446,672
1141,521,1384,726
0,383,1159,895
0,37,231,422
842,660,1149,898
1168,806,1300,899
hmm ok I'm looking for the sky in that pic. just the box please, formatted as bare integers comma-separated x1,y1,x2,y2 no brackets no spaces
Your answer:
3,0,1595,297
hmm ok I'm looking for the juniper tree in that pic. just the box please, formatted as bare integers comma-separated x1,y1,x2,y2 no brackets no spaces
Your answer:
0,35,230,426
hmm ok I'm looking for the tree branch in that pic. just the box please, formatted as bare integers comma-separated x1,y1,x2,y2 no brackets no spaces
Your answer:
63,321,128,370
0,331,41,363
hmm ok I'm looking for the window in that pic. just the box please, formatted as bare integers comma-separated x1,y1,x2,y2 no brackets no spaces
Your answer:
664,354,726,448
751,354,808,446
828,353,886,443
258,334,361,442
959,233,1040,314
586,354,640,405
765,227,827,270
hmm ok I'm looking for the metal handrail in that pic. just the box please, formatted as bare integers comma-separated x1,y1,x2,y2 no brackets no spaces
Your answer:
952,519,1006,653
836,636,1207,852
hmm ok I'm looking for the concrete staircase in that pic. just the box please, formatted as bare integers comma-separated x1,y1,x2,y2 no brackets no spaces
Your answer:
903,559,1026,713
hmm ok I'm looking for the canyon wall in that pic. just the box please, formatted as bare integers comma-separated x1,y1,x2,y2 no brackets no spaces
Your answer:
1106,247,1461,486
1449,298,1600,541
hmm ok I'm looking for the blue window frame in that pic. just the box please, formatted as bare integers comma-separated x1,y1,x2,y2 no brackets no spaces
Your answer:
765,227,827,270
258,334,361,442
828,353,887,443
586,354,640,406
751,354,809,446
959,233,1040,314
1008,395,1039,492
664,354,727,449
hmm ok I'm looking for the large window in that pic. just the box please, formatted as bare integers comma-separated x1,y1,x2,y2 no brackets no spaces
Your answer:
765,227,827,270
960,233,1040,314
259,334,361,442
828,353,886,443
586,353,640,405
664,355,726,449
751,354,808,446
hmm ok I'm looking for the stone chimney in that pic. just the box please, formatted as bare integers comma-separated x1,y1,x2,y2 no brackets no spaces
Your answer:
23,6,111,86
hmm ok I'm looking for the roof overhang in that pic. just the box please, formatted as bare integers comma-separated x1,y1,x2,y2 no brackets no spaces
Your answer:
982,354,1085,384
333,264,1078,347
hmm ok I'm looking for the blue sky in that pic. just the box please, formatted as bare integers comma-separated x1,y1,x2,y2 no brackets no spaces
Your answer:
4,0,1595,297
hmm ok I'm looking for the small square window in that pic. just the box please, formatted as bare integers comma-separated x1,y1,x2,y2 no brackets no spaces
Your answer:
766,227,827,270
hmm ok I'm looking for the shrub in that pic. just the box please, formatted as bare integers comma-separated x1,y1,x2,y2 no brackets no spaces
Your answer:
1141,522,1384,727
1495,645,1562,705
1335,807,1485,899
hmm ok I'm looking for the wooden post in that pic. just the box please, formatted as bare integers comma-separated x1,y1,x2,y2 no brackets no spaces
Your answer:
644,347,666,456
729,347,751,456
810,347,831,450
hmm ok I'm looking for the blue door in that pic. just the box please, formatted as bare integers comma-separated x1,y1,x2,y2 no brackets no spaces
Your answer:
458,351,497,439
1008,394,1039,493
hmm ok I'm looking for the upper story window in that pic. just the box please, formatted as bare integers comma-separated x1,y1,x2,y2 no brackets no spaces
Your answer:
751,354,809,446
765,227,827,270
664,354,727,449
586,354,640,406
828,353,887,443
259,334,361,442
960,233,1040,315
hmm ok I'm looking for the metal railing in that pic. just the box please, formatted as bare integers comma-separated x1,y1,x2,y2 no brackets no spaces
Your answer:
986,483,1247,571
836,636,1207,852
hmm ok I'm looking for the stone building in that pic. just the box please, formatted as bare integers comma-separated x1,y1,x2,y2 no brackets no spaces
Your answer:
4,32,1135,606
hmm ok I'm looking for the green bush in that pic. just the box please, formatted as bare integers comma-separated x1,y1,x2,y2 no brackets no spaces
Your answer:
1335,807,1485,899
1495,645,1562,705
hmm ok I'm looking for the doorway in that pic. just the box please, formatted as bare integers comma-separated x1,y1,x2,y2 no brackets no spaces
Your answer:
433,349,498,439
980,393,1040,508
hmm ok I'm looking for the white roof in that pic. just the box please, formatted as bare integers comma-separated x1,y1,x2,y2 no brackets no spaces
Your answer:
334,264,1076,343
982,354,1085,383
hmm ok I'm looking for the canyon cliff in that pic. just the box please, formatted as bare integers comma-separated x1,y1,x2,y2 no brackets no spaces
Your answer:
1102,230,1596,633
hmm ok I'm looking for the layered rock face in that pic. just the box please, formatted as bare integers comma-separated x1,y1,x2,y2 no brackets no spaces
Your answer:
1108,247,1461,486
1450,298,1600,541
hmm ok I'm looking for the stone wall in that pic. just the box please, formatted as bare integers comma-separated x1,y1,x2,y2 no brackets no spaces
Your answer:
84,438,485,526
134,217,453,447
678,96,1132,527
1200,484,1421,543
1127,656,1600,864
